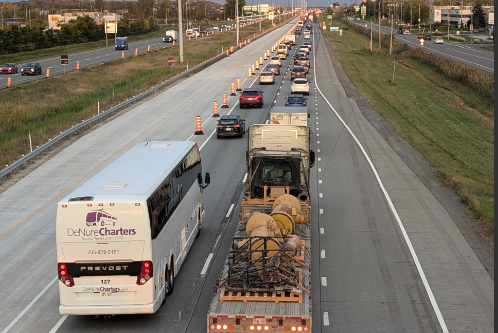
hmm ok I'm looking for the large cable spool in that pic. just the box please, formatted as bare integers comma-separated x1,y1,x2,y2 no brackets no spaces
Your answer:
270,194,307,236
247,223,281,261
283,234,301,257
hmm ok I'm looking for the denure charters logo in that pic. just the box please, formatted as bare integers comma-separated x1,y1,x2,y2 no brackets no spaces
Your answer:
86,210,117,227
66,210,136,237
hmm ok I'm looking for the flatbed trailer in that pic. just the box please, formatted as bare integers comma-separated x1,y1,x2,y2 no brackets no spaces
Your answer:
207,125,314,332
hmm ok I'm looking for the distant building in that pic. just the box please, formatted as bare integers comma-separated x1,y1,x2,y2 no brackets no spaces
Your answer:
47,12,122,30
431,6,493,30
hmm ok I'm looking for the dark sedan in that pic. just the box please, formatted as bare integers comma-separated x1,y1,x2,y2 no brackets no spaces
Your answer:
217,115,245,138
21,62,42,76
291,66,307,80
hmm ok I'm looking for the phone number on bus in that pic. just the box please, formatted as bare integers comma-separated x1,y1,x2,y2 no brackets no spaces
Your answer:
87,250,120,255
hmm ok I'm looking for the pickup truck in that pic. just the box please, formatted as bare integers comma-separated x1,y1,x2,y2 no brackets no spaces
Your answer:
239,88,264,109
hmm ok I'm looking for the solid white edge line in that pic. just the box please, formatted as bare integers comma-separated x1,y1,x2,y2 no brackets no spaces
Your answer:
1,276,58,333
226,203,235,218
200,253,214,275
312,31,449,333
48,315,68,333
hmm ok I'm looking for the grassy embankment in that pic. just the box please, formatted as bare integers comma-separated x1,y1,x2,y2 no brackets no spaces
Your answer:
0,16,292,168
322,19,494,230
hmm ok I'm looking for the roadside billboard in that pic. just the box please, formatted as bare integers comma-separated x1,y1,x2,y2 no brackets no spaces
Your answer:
434,9,442,23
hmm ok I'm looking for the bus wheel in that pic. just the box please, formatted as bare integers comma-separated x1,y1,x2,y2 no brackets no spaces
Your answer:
165,264,174,295
161,272,167,306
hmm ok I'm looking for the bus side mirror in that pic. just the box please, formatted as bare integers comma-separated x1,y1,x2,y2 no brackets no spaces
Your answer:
197,173,203,185
308,113,310,118
310,151,315,168
204,173,210,185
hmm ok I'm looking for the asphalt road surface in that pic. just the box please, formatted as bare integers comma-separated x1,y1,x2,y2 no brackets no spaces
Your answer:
0,29,228,90
0,18,493,333
351,19,494,73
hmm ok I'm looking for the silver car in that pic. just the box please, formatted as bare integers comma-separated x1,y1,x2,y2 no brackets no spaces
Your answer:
270,56,282,67
259,71,275,85
291,78,310,95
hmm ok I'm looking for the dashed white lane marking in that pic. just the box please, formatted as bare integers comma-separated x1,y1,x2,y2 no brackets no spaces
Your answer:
316,127,319,131
317,149,320,152
319,180,322,184
317,141,320,144
319,193,323,198
317,133,319,136
320,208,323,214
226,204,235,218
321,277,327,286
318,168,321,172
321,250,325,258
323,312,330,326
318,158,321,161
200,253,214,275
320,227,324,234
242,173,248,183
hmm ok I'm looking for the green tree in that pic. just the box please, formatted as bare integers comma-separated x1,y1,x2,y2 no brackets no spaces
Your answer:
223,0,246,20
471,2,486,29
94,0,104,13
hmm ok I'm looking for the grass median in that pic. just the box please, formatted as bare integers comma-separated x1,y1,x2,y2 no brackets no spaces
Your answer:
0,16,293,169
322,20,494,231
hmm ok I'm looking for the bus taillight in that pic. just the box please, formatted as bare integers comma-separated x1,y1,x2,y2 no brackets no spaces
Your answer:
137,261,153,285
58,263,74,287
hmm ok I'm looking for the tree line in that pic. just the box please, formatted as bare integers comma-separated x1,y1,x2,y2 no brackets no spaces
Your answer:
0,16,159,54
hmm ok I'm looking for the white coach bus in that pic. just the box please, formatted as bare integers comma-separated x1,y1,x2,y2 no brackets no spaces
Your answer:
56,141,210,315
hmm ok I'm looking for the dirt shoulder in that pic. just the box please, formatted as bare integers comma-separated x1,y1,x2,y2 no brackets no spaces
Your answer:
320,30,494,280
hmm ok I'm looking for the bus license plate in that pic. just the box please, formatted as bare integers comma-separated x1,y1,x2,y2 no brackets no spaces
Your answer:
253,318,266,324
101,292,112,297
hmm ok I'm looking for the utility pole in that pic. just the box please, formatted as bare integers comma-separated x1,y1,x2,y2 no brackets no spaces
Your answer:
447,8,450,40
236,0,239,45
470,10,473,44
418,3,421,31
259,0,261,31
390,13,393,55
378,0,382,52
410,3,412,30
178,0,184,62
370,18,373,50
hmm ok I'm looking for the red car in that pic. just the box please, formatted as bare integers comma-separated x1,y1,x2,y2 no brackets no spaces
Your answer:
1,63,18,74
239,88,264,108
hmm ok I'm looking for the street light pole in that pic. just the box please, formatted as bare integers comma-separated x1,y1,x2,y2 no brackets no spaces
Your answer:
259,0,261,31
236,0,239,44
178,0,184,62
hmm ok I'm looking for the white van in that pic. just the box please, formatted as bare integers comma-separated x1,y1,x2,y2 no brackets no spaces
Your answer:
277,43,289,55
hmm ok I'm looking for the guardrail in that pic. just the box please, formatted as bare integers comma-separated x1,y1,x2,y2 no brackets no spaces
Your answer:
0,17,294,182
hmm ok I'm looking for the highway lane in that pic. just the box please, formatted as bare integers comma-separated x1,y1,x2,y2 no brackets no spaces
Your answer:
311,22,493,332
0,28,232,90
0,17,493,333
0,20,298,333
352,19,494,73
